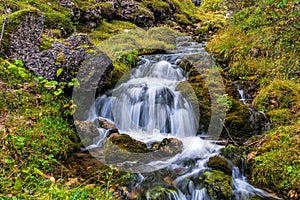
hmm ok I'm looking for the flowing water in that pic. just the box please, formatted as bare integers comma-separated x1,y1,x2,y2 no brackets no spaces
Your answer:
85,36,279,200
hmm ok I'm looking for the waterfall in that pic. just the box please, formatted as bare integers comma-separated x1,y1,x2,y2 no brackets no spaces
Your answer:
85,36,280,200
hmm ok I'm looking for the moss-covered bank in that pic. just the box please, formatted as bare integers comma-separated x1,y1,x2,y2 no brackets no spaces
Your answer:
206,0,300,198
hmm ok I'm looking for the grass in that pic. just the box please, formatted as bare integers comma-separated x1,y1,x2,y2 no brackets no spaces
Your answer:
0,59,131,199
206,0,300,196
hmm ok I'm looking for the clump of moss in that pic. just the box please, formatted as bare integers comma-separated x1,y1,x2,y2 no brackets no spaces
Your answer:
202,170,232,199
254,79,300,126
88,20,138,46
145,184,178,200
142,0,171,14
248,125,300,196
174,13,192,25
200,0,227,12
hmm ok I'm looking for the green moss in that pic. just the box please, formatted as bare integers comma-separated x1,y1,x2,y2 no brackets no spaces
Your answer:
203,170,232,199
174,13,193,25
254,79,300,126
88,20,138,45
145,185,178,200
142,0,170,13
200,0,227,12
207,156,232,175
55,52,66,65
104,133,149,164
249,125,300,193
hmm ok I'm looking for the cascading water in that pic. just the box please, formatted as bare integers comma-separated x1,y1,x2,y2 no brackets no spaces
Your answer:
85,36,280,200
92,59,197,139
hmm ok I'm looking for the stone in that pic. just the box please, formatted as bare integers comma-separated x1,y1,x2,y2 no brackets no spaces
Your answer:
97,117,116,130
150,138,183,159
104,133,148,164
207,156,232,176
145,184,180,200
7,12,114,91
74,120,99,145
202,170,233,200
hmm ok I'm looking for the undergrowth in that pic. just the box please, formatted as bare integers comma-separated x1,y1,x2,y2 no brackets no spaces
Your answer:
0,59,125,199
206,0,300,197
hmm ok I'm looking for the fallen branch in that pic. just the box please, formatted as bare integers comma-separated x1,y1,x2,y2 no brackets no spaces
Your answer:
0,17,7,49
0,0,8,49
220,119,238,146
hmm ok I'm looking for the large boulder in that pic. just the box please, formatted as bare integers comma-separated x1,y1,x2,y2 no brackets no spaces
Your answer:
7,10,113,90
103,133,149,164
103,133,183,165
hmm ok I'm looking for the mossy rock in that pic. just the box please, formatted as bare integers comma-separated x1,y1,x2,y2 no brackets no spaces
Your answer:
254,79,300,126
179,58,252,138
146,27,181,46
103,133,149,164
207,156,232,175
142,0,171,21
174,14,193,26
74,120,99,146
220,145,247,170
0,8,43,55
144,184,179,200
222,98,253,138
202,170,233,200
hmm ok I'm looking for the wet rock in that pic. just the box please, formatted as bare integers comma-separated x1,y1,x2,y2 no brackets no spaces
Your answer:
207,156,232,176
176,179,195,195
150,138,183,159
202,170,232,200
97,117,116,130
144,184,180,200
74,120,99,145
178,56,255,139
220,145,247,170
104,134,183,165
104,133,148,164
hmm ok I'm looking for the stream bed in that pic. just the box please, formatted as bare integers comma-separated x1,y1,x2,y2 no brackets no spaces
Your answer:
82,37,280,200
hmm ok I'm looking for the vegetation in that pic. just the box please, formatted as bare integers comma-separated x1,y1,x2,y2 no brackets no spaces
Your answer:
206,0,300,197
0,58,135,199
1,0,299,198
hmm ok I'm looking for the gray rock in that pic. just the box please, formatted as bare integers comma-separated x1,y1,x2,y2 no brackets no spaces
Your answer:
8,11,113,91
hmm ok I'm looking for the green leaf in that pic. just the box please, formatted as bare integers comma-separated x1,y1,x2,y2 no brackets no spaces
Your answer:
18,67,28,78
14,60,24,67
14,177,22,190
34,168,44,176
53,88,63,96
56,68,63,77
8,65,18,72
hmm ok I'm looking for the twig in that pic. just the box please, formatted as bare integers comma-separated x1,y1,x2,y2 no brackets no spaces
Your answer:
220,119,238,146
0,17,7,49
0,0,8,49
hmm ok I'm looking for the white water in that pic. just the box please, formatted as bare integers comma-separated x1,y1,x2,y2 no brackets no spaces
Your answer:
86,36,279,200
